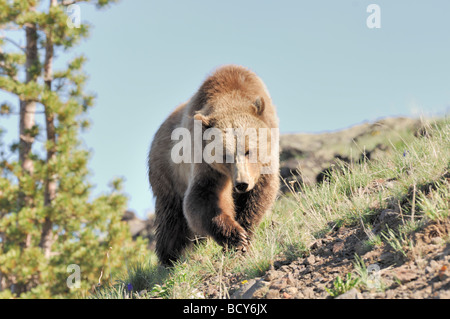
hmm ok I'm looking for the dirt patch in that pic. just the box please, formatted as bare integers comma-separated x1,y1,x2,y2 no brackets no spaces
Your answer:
200,217,450,299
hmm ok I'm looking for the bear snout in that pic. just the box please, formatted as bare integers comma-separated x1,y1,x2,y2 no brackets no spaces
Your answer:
234,182,250,193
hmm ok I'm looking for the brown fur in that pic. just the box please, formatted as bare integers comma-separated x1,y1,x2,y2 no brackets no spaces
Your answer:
148,65,280,266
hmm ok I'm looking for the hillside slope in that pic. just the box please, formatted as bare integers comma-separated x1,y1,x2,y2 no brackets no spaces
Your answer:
109,116,449,300
279,117,423,192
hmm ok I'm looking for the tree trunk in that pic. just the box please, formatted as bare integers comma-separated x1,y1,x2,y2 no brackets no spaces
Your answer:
19,24,38,178
18,21,38,252
39,0,58,259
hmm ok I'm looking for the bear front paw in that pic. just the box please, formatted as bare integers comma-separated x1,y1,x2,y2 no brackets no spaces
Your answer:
221,227,250,253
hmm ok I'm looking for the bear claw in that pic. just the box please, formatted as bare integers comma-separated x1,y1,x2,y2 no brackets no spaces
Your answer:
236,232,250,252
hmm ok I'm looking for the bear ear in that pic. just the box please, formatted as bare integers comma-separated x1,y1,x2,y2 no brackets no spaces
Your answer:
194,113,211,127
252,97,265,115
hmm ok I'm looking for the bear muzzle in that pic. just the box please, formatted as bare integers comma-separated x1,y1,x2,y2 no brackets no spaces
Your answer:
234,182,250,193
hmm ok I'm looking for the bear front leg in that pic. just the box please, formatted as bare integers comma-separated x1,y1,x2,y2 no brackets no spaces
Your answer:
184,170,249,251
233,173,279,236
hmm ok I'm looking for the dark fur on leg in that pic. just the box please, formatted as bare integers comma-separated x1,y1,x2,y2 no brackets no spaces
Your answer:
154,193,192,266
233,174,279,237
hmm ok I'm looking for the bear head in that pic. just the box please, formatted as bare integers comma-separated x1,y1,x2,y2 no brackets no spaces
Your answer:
193,97,276,193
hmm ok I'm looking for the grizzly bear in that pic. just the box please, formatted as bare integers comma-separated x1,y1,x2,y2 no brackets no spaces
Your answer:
148,65,280,266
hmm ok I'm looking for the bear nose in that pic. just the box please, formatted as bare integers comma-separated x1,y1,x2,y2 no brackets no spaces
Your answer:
235,182,249,193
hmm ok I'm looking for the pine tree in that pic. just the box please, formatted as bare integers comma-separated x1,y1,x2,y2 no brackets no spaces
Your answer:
0,0,148,298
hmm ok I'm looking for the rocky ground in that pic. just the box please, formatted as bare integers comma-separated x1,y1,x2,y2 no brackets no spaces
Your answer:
200,168,450,299
199,216,450,299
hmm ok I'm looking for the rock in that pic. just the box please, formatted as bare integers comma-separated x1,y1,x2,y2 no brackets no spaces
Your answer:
230,279,256,299
249,282,271,299
246,280,270,299
282,292,292,299
385,289,396,299
332,242,345,254
206,285,219,298
304,254,316,265
379,251,396,264
295,291,305,298
280,265,291,273
438,265,448,281
429,259,439,269
265,289,280,299
283,287,298,295
273,260,290,268
264,270,281,282
302,265,314,274
335,288,363,299
313,255,323,264
393,266,419,284
310,239,323,250
230,278,272,299
302,287,315,298
269,278,287,291
286,273,296,286
437,290,450,299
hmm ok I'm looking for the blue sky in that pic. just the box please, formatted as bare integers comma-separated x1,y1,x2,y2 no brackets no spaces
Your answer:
1,0,449,218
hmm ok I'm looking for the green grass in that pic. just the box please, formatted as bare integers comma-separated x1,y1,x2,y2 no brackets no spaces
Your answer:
353,254,386,292
325,273,360,297
93,117,449,299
